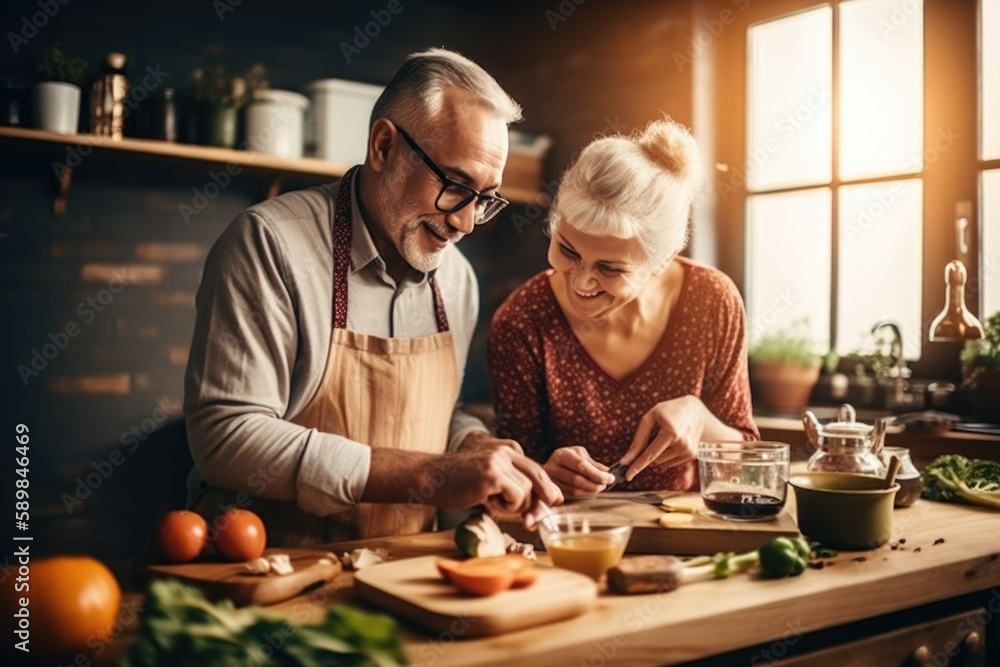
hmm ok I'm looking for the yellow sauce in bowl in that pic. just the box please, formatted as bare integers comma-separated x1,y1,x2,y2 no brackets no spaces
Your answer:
547,534,628,580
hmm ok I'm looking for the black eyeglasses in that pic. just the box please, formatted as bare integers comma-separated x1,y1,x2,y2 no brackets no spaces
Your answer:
394,124,509,225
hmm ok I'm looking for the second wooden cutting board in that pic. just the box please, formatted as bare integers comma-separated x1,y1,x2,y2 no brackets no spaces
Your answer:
134,547,342,607
354,555,598,637
499,491,800,556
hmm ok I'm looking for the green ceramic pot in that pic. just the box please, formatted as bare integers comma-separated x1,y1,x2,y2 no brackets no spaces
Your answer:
789,472,899,550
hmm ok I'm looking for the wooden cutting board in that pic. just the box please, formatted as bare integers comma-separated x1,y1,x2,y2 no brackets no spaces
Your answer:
499,490,800,556
134,547,342,607
354,555,598,637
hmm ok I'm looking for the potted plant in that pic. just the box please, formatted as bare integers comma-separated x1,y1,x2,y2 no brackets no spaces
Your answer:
960,310,1000,422
190,63,267,148
34,43,87,134
749,325,823,413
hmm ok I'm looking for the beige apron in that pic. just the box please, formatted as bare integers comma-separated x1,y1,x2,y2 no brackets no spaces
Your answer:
194,166,458,545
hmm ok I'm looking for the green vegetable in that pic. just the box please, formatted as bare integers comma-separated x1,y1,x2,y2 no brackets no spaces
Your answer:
758,536,810,577
921,454,1000,510
679,536,812,584
455,513,507,558
123,579,406,667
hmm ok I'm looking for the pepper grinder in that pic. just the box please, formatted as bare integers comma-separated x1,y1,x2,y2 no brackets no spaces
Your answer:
91,52,129,139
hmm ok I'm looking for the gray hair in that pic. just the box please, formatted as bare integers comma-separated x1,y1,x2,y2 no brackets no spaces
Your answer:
548,117,705,272
370,47,523,129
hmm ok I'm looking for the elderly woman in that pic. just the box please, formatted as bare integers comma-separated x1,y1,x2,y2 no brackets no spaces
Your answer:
487,118,759,496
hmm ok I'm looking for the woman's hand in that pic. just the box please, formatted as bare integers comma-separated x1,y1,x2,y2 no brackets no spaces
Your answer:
619,396,707,481
543,446,617,498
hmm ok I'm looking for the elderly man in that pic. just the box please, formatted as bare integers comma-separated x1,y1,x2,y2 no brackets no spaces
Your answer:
184,48,561,545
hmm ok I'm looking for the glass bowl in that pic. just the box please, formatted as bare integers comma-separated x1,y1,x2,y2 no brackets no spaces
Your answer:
697,441,791,522
536,511,633,581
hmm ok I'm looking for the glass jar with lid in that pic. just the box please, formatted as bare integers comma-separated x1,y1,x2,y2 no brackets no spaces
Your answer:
802,404,888,477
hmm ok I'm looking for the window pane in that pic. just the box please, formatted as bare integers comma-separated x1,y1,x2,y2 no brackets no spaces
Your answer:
746,189,832,351
840,0,923,179
983,169,1000,317
984,0,1000,160
838,180,923,358
747,7,832,191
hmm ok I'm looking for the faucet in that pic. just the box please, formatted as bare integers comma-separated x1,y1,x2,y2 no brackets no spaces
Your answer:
870,319,911,407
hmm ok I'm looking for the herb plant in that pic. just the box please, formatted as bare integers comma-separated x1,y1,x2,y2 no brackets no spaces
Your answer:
36,43,87,85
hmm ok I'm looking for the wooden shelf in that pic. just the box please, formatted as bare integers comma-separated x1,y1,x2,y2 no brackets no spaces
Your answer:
0,126,550,209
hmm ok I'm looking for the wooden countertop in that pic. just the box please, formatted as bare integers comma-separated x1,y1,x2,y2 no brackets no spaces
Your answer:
251,498,1000,666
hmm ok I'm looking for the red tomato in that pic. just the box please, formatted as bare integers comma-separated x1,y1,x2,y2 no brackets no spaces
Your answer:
156,510,208,563
214,508,267,561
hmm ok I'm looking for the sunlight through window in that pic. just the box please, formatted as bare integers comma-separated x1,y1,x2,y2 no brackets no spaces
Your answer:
747,7,832,191
840,0,923,180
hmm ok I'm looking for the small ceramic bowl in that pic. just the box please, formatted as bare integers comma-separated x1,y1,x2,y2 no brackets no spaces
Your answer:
788,472,899,550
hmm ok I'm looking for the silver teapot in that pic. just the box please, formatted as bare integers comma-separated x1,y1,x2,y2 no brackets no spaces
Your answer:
802,404,889,477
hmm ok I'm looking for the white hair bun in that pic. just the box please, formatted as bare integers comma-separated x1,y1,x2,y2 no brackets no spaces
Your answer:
636,117,704,189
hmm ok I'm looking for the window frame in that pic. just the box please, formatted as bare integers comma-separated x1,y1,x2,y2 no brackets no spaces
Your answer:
705,0,982,382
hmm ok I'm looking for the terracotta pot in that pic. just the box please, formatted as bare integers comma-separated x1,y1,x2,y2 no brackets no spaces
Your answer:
967,368,1000,423
751,362,821,412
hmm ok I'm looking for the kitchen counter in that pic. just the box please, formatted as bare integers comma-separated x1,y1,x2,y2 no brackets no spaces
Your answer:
243,497,1000,666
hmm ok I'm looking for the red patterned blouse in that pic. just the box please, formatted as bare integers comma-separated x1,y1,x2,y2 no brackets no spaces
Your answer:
487,257,759,491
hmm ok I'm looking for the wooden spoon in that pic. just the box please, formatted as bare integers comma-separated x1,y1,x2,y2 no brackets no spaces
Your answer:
884,455,901,489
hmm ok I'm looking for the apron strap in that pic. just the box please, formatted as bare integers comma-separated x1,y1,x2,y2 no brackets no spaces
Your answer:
332,167,450,333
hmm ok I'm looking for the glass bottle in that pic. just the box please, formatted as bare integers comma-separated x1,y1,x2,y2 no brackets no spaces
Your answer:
91,52,129,139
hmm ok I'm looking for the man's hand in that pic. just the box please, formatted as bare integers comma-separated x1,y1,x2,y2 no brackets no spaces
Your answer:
543,446,616,498
436,445,563,519
458,430,523,456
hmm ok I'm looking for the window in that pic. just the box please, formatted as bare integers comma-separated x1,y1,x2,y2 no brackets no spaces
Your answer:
711,0,989,377
745,0,923,358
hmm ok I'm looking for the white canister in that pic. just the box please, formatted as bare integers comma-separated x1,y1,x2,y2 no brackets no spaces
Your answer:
304,78,384,166
33,81,81,135
245,89,310,159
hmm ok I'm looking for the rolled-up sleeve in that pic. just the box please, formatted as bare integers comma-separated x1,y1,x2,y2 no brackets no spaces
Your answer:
184,211,368,516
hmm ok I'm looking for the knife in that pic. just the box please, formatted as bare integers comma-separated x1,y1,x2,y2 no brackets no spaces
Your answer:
606,461,629,490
